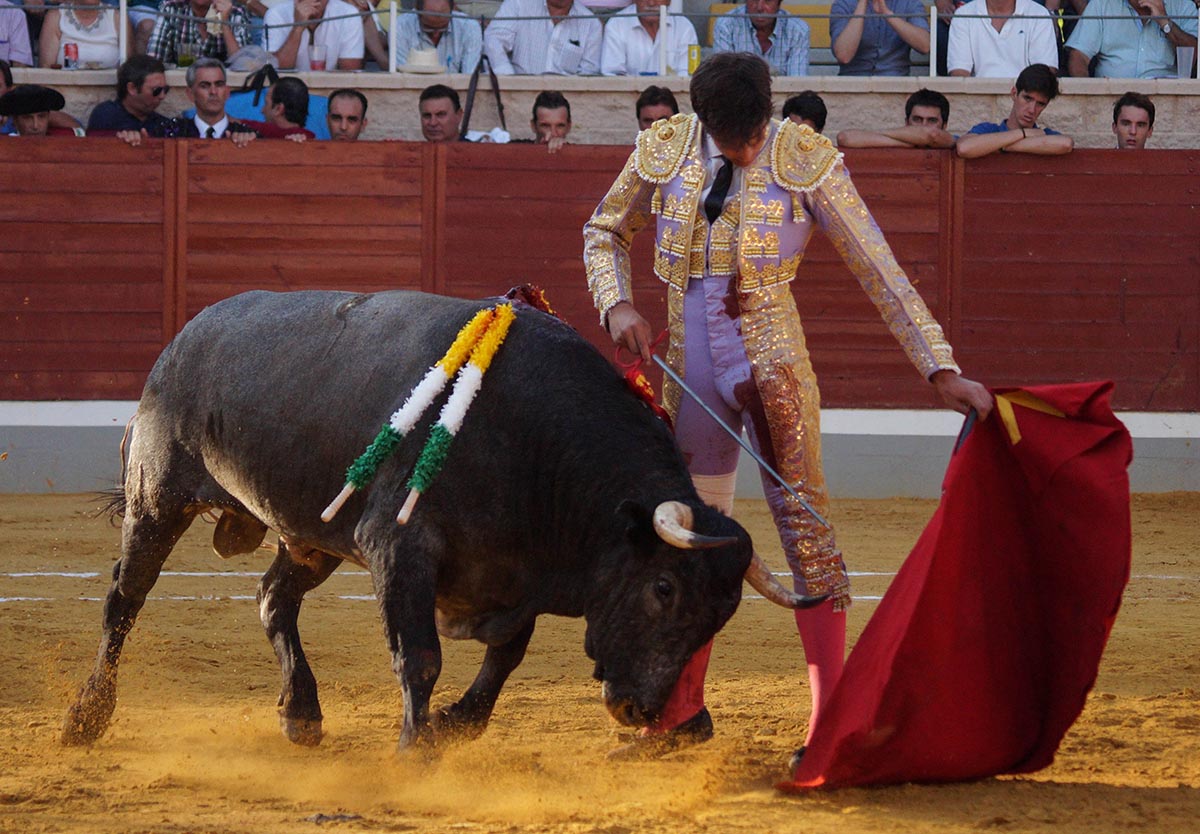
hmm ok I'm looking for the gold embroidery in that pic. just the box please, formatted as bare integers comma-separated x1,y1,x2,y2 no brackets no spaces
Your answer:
651,187,662,216
634,113,700,184
746,168,770,193
771,119,842,194
739,253,802,291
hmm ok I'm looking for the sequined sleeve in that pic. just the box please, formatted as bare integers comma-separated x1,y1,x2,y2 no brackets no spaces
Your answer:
582,150,656,327
804,161,960,380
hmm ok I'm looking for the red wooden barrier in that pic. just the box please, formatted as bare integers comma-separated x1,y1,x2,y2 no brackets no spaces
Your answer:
0,140,1195,412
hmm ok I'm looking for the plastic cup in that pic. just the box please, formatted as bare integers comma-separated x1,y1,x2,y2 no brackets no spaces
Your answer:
1177,46,1194,79
309,44,327,72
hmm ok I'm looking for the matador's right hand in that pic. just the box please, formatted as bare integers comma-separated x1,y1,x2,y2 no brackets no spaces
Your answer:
606,301,654,363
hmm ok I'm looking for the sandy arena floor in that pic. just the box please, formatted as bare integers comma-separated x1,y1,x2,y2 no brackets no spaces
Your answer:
1,492,1197,834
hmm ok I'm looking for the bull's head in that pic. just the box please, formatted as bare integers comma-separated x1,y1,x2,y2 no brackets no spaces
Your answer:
585,499,798,728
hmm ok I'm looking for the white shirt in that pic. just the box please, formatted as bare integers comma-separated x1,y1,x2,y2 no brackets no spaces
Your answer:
483,0,603,75
947,0,1059,78
265,0,366,71
195,114,231,138
600,5,698,76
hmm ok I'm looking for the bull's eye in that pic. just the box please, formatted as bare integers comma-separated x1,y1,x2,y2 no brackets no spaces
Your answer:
654,577,674,601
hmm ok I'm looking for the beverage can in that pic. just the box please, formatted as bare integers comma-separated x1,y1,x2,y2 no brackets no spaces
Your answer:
688,44,701,75
63,42,79,70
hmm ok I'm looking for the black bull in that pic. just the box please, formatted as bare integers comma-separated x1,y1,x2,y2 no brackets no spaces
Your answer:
62,290,815,752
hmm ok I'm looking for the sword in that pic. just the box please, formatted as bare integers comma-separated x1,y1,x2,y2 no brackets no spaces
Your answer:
652,354,830,529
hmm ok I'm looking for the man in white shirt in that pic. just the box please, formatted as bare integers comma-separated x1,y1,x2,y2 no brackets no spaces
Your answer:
947,0,1058,78
266,0,366,71
483,0,602,75
600,0,697,76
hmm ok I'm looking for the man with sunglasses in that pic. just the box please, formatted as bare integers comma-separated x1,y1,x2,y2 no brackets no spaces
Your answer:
394,0,482,73
85,55,174,135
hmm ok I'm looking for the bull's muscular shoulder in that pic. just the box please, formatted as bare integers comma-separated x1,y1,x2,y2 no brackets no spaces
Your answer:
770,119,843,194
634,113,701,184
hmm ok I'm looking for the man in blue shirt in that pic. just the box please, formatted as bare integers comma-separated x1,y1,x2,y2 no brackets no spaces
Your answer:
956,63,1073,157
85,55,173,135
830,0,930,76
1065,0,1198,78
712,0,810,75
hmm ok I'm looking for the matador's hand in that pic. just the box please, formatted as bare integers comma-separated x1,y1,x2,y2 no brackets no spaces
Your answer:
606,301,654,363
932,370,994,420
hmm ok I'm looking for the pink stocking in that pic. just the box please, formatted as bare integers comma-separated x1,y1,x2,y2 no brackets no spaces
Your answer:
794,602,846,745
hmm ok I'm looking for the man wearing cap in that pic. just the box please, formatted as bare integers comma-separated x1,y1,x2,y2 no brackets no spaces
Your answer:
86,55,173,135
0,84,84,136
394,0,482,73
266,0,365,71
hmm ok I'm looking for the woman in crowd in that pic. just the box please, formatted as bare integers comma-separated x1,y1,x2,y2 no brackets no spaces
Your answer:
39,0,131,69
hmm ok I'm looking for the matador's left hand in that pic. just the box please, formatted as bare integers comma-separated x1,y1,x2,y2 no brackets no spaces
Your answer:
931,370,994,420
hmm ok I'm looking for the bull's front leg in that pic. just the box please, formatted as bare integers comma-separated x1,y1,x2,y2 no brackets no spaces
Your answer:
434,620,535,741
370,546,442,752
257,540,340,746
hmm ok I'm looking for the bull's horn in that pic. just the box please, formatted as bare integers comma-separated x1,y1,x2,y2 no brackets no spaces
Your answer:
745,550,830,610
652,501,738,550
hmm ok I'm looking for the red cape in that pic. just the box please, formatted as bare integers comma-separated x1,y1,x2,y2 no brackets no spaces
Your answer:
780,381,1132,790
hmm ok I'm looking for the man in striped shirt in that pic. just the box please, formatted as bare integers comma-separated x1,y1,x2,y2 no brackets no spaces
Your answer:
711,0,810,75
483,0,602,75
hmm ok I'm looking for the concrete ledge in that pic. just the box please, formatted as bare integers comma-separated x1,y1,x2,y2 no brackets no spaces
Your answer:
3,402,1194,496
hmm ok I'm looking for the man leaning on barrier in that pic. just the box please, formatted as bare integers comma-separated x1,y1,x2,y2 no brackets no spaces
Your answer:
86,55,173,134
837,88,955,148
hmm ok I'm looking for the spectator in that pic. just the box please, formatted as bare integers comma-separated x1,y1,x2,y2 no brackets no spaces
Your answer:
712,0,810,76
220,62,328,139
636,84,678,130
947,0,1058,78
419,83,462,142
0,83,83,135
837,88,956,148
128,0,162,55
483,0,603,75
327,87,368,140
120,57,258,144
266,0,366,71
240,76,316,140
956,63,1073,157
530,89,570,152
830,0,930,76
1112,90,1154,149
600,0,698,77
1065,0,1198,78
345,0,390,68
147,0,252,65
0,0,32,66
86,55,173,134
40,0,130,69
394,0,483,73
781,90,826,132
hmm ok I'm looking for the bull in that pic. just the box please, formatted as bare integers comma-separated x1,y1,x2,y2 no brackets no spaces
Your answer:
63,290,816,752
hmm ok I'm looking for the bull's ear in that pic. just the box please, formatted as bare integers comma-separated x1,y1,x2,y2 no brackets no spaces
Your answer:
616,499,657,553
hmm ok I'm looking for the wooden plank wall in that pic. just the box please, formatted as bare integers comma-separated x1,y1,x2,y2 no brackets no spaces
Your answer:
0,141,1196,412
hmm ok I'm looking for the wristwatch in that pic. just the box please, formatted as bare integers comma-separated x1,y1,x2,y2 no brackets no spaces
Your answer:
1162,22,1173,35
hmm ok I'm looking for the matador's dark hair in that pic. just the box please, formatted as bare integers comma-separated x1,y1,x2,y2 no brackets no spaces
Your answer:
689,52,772,147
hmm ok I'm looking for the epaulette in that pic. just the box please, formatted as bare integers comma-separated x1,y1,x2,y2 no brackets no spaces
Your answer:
634,113,700,184
770,119,843,194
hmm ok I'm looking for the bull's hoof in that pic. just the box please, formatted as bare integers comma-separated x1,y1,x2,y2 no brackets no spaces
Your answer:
61,682,116,746
280,716,324,746
431,704,488,743
606,707,714,761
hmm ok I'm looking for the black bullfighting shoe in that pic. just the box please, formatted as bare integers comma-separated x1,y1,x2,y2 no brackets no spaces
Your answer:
787,745,807,771
606,707,714,760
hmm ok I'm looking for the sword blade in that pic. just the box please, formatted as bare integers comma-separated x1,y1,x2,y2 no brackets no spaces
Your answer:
652,354,829,529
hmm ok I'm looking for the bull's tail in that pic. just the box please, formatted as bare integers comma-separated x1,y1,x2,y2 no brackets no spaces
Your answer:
93,414,135,525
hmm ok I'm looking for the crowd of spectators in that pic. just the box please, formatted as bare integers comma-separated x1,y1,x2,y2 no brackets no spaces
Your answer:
0,49,1159,150
1,0,1194,78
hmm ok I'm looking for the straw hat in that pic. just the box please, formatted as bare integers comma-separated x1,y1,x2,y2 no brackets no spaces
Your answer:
402,48,446,74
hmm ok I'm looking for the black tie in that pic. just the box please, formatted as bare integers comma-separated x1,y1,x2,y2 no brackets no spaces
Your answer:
205,126,215,139
704,156,732,225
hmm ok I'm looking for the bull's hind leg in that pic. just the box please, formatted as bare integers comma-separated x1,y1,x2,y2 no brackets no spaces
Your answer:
434,621,535,741
62,501,196,744
257,541,340,746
